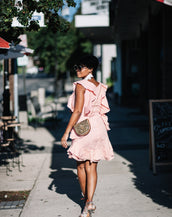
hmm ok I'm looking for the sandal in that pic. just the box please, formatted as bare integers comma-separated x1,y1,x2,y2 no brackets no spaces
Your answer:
79,206,91,217
87,201,96,212
79,201,96,217
80,200,96,217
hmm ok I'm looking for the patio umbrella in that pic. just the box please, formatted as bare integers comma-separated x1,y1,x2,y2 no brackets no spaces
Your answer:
0,50,24,60
0,43,25,60
0,39,34,117
15,44,34,55
0,37,10,49
0,39,34,59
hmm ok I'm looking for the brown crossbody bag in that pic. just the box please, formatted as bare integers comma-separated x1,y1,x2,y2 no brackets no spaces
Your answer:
73,84,101,136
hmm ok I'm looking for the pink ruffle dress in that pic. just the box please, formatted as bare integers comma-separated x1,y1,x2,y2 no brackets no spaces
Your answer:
67,79,114,162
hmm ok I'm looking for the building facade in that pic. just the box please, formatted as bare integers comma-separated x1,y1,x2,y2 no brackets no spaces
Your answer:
112,0,172,111
75,0,172,111
75,0,116,84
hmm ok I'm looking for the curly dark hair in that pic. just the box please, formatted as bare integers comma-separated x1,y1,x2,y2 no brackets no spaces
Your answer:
78,55,99,73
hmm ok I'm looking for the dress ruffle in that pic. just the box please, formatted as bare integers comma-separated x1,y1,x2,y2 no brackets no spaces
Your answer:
67,79,114,162
67,115,114,162
67,80,96,113
67,80,110,130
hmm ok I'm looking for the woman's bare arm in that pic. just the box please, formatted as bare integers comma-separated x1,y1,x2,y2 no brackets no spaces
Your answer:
61,84,85,148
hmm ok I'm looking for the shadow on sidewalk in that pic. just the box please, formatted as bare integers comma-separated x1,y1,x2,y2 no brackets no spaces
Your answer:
117,149,172,209
45,95,172,210
108,101,172,209
48,147,83,208
45,107,84,208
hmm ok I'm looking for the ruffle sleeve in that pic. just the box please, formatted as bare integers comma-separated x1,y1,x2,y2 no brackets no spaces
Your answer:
98,84,110,130
67,80,95,113
67,83,76,112
67,80,111,136
99,84,110,114
67,80,95,140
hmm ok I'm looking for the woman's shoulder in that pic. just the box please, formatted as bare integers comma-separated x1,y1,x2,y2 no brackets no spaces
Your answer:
99,82,108,90
73,80,108,95
74,79,88,85
74,80,94,91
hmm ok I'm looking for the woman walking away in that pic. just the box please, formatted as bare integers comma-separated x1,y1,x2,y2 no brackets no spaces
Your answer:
61,55,114,217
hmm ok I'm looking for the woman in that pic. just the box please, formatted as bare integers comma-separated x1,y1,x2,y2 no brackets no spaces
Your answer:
61,55,114,217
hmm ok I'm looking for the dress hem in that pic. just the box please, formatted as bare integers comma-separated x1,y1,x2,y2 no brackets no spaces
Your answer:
67,151,114,163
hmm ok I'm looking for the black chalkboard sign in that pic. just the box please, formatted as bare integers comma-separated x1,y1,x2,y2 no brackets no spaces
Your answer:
149,99,172,174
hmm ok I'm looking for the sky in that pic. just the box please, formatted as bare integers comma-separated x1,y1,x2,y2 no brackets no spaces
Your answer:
62,0,81,22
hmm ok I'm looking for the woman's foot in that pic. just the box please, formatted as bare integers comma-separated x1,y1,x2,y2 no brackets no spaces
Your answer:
79,200,96,217
79,206,90,217
87,201,96,212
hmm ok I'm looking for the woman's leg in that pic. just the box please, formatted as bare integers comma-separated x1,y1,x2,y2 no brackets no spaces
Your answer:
85,161,98,202
77,161,87,199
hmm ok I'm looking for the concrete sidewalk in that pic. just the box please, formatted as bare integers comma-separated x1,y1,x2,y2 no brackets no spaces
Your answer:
0,98,172,217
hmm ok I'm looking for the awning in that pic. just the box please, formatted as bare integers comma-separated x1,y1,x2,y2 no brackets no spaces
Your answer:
75,14,115,43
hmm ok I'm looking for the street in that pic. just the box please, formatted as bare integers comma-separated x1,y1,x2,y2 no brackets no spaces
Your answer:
0,74,55,116
0,75,55,101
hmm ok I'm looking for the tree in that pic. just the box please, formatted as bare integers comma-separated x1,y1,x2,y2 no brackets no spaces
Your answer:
27,23,93,77
27,23,78,75
27,23,78,97
0,0,76,42
27,21,93,97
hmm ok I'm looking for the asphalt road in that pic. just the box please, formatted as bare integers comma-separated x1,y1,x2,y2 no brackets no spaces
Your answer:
0,74,55,101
